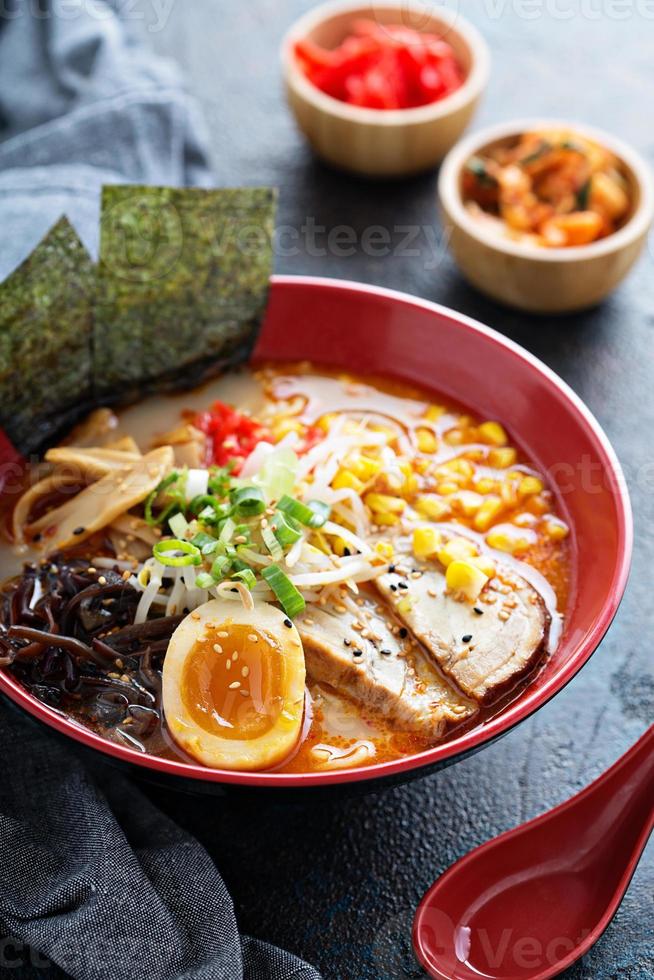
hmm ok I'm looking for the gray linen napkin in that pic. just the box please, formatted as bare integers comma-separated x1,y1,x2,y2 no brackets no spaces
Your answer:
0,3,321,978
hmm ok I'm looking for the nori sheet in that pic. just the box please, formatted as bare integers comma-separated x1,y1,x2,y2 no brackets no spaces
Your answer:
0,217,94,455
0,186,277,455
94,186,277,399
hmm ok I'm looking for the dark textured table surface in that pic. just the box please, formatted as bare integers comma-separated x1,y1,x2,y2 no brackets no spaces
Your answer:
139,2,653,977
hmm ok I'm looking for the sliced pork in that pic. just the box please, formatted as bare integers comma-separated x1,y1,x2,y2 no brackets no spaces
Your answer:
296,591,476,738
376,559,549,704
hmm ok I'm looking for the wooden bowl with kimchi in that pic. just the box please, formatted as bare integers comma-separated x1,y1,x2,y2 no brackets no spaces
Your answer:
438,119,654,313
282,0,490,178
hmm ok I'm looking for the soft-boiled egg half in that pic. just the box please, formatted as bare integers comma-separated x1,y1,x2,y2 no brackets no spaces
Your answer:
162,599,306,771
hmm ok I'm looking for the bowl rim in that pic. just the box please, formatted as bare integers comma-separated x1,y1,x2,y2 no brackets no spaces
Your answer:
438,116,654,262
281,0,491,126
0,276,633,788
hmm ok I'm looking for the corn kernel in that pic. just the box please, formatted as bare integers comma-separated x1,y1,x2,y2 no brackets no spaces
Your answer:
272,417,303,440
486,523,536,555
415,494,450,521
453,490,484,516
365,493,406,515
519,476,544,496
471,555,496,578
417,428,438,454
413,527,442,559
333,470,364,493
446,560,489,602
488,447,517,469
441,458,475,480
374,513,400,527
474,477,499,495
444,429,465,446
424,405,446,421
473,495,503,531
332,537,349,557
414,458,431,475
544,519,569,541
479,421,508,447
437,481,459,497
438,536,478,567
529,494,550,515
375,539,395,561
347,453,382,482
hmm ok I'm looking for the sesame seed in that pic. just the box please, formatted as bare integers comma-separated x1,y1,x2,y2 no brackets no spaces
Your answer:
398,582,408,590
343,639,351,647
239,689,249,697
242,666,250,678
473,607,484,615
427,588,437,599
213,644,223,654
498,610,510,621
248,633,258,643
191,611,200,621
399,628,408,639
380,649,392,656
226,659,232,670
73,526,85,536
304,617,315,626
390,584,398,592
284,618,293,628
234,535,247,544
232,652,239,662
98,576,107,586
229,681,241,690
217,630,229,638
462,634,473,643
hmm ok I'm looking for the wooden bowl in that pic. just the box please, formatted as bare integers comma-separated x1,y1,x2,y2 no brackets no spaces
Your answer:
281,0,490,178
438,118,654,314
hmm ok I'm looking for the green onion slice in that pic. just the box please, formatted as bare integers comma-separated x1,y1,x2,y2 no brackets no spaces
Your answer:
219,517,236,545
261,564,305,619
262,526,283,562
144,471,179,526
191,531,217,550
277,495,330,528
208,464,235,497
271,510,303,549
232,567,257,590
189,494,224,519
168,512,189,539
210,554,231,580
230,485,266,517
153,538,202,567
195,571,216,590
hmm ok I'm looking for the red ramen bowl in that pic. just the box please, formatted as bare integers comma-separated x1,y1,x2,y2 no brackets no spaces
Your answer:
0,277,632,797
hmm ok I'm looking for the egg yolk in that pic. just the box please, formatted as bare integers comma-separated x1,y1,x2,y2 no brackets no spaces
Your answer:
181,623,285,740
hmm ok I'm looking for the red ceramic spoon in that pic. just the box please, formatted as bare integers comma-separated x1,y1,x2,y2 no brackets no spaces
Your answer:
413,725,654,980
